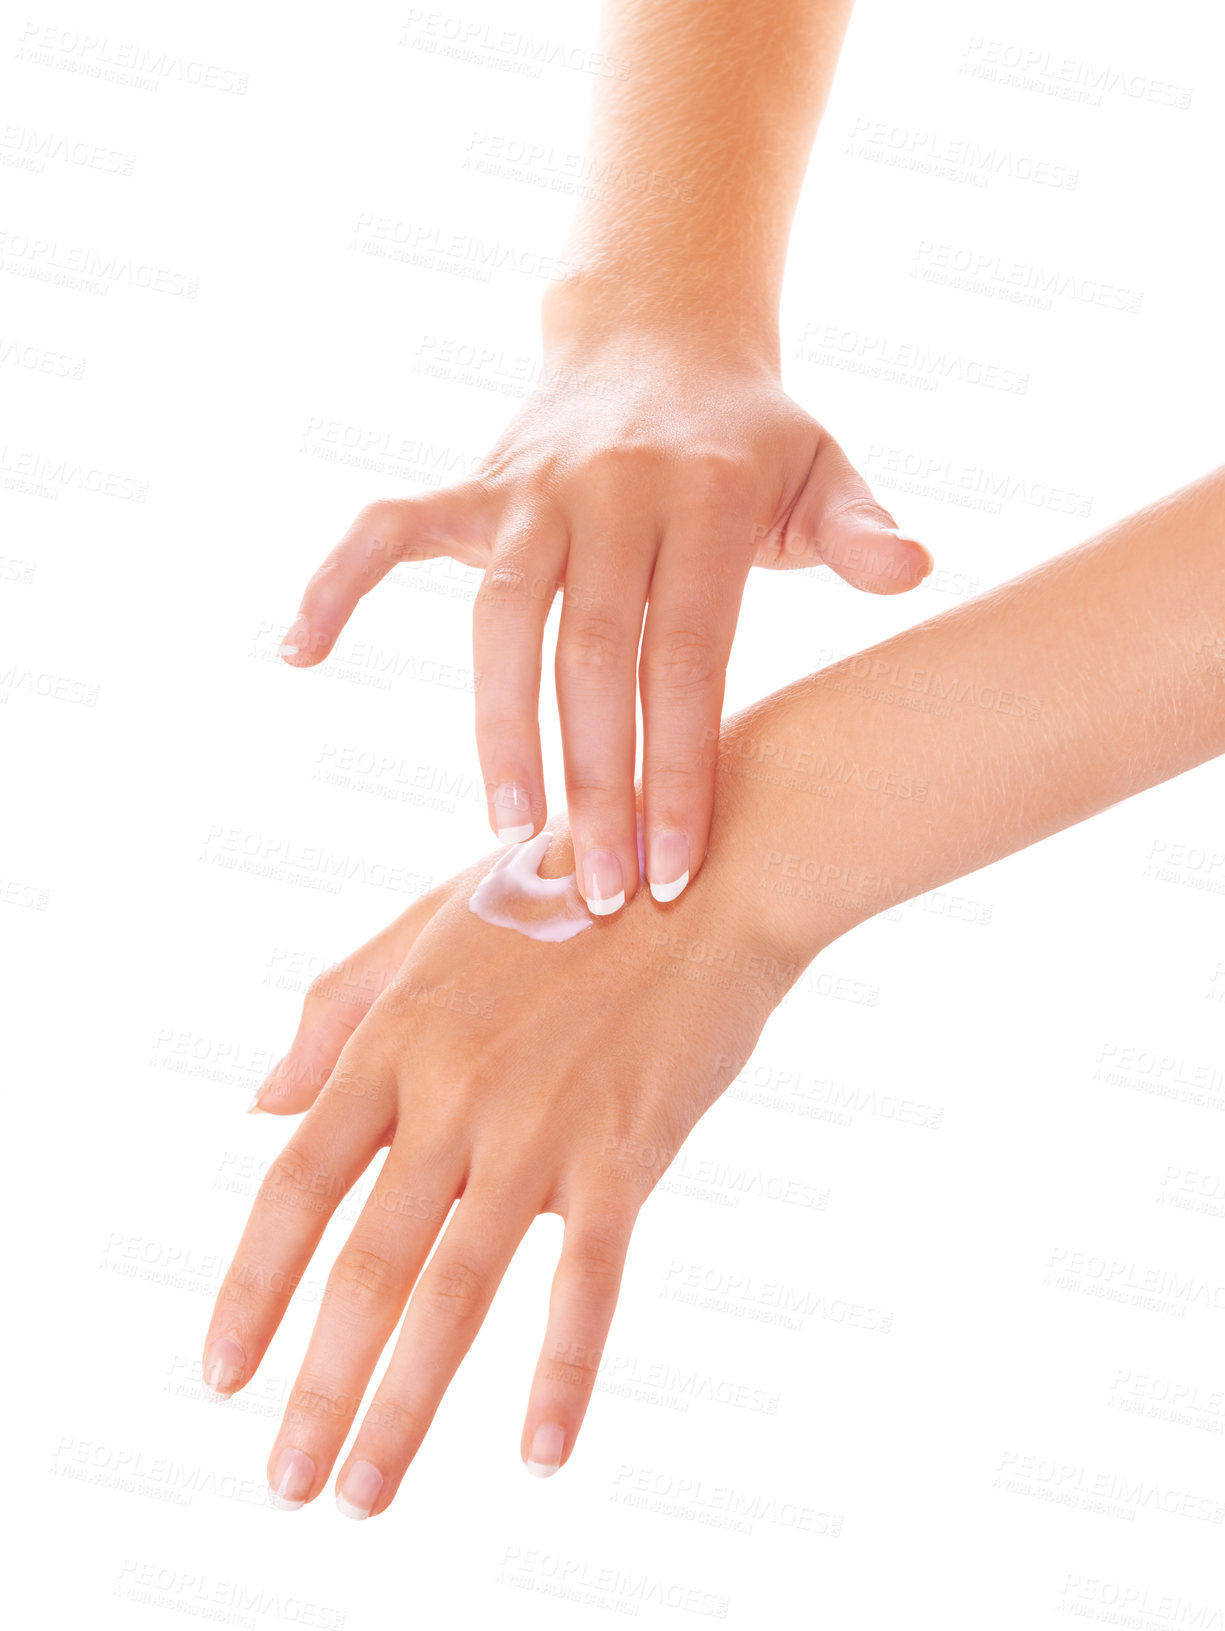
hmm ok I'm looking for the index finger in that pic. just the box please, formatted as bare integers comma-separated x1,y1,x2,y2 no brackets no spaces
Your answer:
201,1064,395,1397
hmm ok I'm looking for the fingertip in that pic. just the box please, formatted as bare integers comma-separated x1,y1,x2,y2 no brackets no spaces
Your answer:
887,530,934,589
279,610,344,666
649,871,689,904
490,781,538,845
202,1336,246,1397
833,529,933,595
646,828,691,903
277,614,310,663
577,845,630,917
251,1056,314,1116
525,1423,566,1477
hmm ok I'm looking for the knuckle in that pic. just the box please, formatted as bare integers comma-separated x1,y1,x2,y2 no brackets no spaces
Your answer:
261,1140,339,1215
355,499,411,566
477,562,530,610
687,448,751,505
644,756,704,793
568,1226,628,1287
363,1392,427,1440
321,1065,390,1111
827,494,893,531
561,770,620,806
558,611,626,675
641,627,721,693
354,496,396,531
304,967,342,1009
422,1255,488,1321
326,1243,402,1308
287,1372,357,1428
579,442,662,490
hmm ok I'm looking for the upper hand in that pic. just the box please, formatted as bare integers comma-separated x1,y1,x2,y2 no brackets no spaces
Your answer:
279,326,930,913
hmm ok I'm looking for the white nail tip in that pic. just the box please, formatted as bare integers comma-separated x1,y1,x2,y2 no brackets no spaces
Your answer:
526,1460,559,1479
649,871,689,903
336,1494,371,1520
496,822,534,845
276,643,300,657
268,1493,305,1511
586,890,625,917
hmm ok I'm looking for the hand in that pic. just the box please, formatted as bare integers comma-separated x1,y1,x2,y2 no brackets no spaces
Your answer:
278,319,930,915
202,823,793,1516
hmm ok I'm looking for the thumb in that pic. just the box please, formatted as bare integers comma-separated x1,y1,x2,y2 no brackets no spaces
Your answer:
279,482,495,666
767,435,932,594
250,879,455,1115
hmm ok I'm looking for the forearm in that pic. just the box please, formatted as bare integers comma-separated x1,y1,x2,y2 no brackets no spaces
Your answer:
542,0,856,366
709,466,1225,967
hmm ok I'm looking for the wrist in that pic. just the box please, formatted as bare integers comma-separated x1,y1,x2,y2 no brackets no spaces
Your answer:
705,690,911,977
540,266,782,377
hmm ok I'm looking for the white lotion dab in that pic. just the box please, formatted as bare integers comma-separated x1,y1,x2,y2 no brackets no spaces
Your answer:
468,832,594,942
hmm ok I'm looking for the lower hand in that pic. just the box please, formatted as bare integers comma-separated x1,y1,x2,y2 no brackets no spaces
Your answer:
203,823,790,1516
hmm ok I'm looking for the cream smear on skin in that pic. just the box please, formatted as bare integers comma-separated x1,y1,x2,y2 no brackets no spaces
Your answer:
469,823,648,941
468,832,594,942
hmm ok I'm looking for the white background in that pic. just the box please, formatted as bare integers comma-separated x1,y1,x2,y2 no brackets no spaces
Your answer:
5,0,1225,1624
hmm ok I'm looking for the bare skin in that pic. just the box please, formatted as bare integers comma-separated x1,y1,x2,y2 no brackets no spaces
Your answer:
208,465,1225,1517
277,0,931,917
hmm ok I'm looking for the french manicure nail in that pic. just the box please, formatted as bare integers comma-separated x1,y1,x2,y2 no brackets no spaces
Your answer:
648,829,690,903
336,1459,384,1520
581,849,624,916
202,1336,244,1396
247,1088,266,1114
278,615,309,658
492,781,533,844
268,1448,315,1510
526,1424,565,1478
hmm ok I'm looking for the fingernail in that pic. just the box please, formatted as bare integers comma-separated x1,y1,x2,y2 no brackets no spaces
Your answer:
886,530,933,581
526,1423,565,1478
247,1088,266,1114
269,1448,315,1510
581,850,624,916
202,1336,244,1397
492,781,533,844
648,830,689,903
278,614,309,658
336,1459,384,1520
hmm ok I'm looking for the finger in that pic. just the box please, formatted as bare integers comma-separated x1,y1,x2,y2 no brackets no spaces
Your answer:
639,508,752,902
520,1199,637,1477
472,509,567,843
264,1137,464,1511
281,483,495,666
201,1058,396,1400
771,435,932,593
555,489,657,914
252,879,457,1116
334,1176,541,1517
